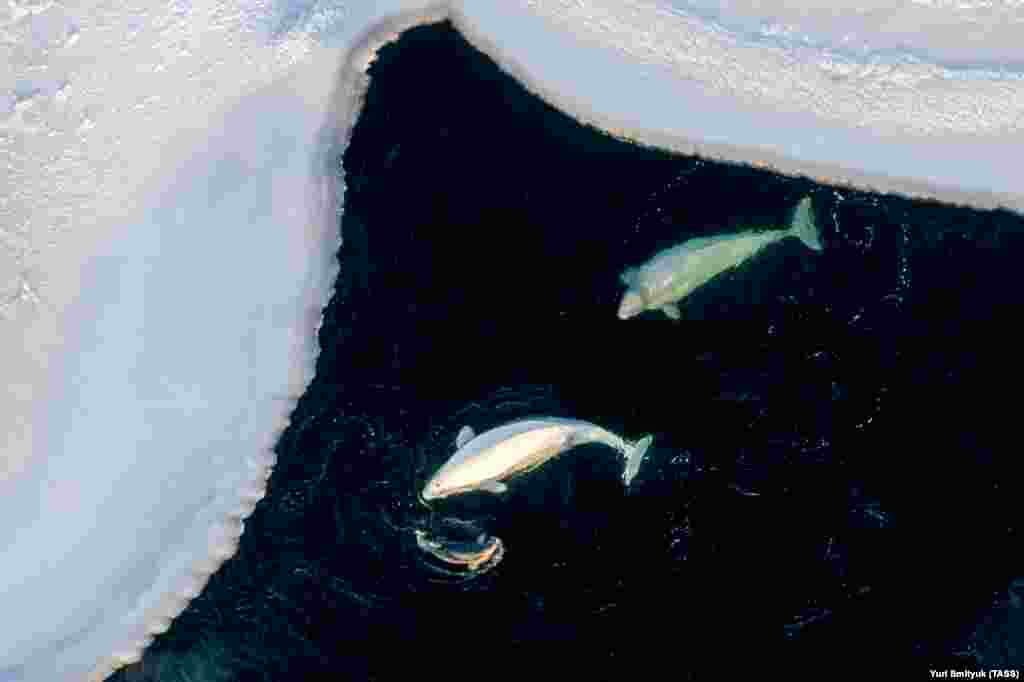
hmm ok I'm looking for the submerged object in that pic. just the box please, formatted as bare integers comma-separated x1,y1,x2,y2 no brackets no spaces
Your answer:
422,418,653,502
618,196,822,320
414,527,505,576
385,512,505,579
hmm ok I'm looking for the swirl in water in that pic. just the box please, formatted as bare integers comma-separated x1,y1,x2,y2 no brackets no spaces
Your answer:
414,517,505,581
383,512,505,582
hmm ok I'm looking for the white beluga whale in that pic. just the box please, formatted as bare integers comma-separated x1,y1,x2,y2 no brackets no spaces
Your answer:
618,195,823,320
421,417,654,502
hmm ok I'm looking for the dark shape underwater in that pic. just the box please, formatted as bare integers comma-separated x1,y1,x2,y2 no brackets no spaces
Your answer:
115,20,1024,682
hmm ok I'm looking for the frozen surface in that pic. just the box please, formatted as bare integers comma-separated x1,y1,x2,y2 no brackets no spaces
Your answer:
456,1,1024,211
2,0,1022,679
0,0,363,677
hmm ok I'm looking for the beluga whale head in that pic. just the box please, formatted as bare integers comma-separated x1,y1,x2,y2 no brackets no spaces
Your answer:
421,468,498,503
421,476,447,503
617,267,649,320
617,291,646,320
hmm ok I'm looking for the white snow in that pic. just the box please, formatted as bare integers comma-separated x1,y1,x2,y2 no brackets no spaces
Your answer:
1,0,1022,679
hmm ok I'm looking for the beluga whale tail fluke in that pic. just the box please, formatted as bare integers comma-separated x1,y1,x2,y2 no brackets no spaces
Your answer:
622,434,653,486
421,417,654,502
617,194,822,320
788,195,822,252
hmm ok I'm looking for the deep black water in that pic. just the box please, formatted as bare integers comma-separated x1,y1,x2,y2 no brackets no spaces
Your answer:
118,21,1023,681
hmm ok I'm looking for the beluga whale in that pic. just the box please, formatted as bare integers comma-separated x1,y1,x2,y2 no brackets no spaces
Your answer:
421,417,653,503
618,195,823,320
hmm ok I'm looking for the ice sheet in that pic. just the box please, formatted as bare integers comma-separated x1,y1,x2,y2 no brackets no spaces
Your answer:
455,0,1024,211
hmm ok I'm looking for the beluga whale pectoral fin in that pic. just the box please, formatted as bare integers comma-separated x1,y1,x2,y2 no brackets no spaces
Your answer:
479,480,508,495
661,303,681,320
455,425,475,450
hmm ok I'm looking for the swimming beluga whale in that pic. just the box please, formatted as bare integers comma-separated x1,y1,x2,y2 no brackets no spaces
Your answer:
421,417,654,502
618,195,823,320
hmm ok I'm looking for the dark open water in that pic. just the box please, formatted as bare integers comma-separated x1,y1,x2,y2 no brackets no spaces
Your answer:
118,21,1023,681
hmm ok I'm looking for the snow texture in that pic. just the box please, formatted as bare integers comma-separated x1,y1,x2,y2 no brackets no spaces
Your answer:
1,0,1022,680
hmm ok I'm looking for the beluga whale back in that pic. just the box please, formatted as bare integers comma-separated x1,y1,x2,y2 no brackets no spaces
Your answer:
421,417,653,503
618,195,822,320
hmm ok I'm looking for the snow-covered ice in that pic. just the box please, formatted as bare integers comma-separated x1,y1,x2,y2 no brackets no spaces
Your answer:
2,0,1022,679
